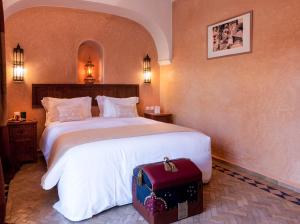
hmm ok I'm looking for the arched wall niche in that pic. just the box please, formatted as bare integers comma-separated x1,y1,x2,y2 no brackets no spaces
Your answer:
77,40,103,83
3,0,172,64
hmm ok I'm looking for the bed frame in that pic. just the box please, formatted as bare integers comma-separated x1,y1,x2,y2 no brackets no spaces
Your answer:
32,84,139,108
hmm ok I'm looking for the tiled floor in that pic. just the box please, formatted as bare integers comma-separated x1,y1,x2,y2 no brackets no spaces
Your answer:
213,164,300,206
5,158,300,224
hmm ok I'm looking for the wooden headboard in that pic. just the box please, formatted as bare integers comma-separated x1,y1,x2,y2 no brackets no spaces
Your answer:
32,84,139,108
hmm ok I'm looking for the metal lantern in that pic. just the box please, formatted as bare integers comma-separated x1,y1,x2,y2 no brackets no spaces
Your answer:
143,54,151,84
84,57,95,84
13,44,24,81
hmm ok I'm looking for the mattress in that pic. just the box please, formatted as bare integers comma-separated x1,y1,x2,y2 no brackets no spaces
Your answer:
40,117,212,221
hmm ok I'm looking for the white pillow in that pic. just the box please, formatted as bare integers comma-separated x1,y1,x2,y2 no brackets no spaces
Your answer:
41,97,92,125
102,98,138,118
57,104,84,122
95,96,139,117
115,104,138,118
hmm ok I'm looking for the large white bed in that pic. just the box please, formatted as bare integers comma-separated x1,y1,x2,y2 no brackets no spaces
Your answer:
40,116,212,221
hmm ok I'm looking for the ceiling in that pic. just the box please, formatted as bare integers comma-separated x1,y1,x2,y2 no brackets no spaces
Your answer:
3,0,173,65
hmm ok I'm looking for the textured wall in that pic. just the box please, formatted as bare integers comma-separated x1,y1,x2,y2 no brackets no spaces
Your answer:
3,0,173,63
5,7,160,138
161,0,300,188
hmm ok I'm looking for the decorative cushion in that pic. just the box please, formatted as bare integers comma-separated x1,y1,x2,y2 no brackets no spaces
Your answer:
95,96,139,117
41,97,92,125
57,104,85,122
102,99,138,118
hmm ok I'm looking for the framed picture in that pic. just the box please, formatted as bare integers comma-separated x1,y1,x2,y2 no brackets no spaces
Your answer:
207,11,253,59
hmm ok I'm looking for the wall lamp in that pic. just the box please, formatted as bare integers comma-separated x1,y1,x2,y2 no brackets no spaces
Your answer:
143,54,151,84
13,44,25,82
84,57,95,84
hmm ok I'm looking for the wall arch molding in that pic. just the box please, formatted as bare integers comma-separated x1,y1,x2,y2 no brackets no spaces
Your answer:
3,0,172,65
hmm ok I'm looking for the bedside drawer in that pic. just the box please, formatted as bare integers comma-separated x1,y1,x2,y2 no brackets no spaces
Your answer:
9,124,35,140
144,112,173,124
7,120,38,168
13,140,36,162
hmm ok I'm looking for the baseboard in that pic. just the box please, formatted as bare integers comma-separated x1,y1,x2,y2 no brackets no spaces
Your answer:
212,155,300,194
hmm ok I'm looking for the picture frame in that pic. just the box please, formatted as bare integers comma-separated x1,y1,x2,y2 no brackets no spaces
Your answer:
207,11,253,59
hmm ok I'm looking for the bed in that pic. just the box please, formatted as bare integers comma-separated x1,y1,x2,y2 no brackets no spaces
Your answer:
34,84,212,221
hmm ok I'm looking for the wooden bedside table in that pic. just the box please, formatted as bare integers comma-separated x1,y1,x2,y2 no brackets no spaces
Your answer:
7,120,37,168
144,112,173,123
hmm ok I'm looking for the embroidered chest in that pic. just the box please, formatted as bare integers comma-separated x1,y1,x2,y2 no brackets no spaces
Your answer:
132,158,203,224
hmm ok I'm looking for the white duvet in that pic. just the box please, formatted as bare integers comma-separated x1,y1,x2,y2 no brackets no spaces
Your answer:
40,117,212,221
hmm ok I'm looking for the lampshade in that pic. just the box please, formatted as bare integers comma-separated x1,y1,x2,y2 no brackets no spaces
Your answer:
143,54,151,84
13,44,24,81
84,57,95,84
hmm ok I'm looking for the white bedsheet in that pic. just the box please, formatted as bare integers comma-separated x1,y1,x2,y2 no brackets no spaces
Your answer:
40,117,212,221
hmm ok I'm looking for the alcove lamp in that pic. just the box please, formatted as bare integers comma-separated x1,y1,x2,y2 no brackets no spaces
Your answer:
13,44,25,82
143,54,151,84
84,57,95,84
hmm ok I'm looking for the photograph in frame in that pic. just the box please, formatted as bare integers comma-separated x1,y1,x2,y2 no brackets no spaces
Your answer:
208,11,252,59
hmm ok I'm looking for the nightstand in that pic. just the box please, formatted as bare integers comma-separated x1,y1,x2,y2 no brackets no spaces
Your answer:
144,112,173,123
7,120,37,168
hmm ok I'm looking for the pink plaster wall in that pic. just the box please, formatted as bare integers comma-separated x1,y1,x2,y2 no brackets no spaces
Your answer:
161,0,300,188
5,7,160,139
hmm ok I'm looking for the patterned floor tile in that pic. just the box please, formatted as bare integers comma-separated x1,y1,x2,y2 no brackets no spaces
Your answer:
213,164,300,207
5,159,300,224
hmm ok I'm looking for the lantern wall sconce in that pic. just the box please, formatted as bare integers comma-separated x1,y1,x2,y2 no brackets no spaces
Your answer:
84,57,95,84
13,44,25,82
143,54,151,84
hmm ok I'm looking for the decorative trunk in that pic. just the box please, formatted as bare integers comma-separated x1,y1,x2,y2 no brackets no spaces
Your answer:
132,158,203,224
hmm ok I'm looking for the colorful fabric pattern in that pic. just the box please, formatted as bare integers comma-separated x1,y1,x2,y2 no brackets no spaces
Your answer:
133,167,200,213
144,192,167,214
